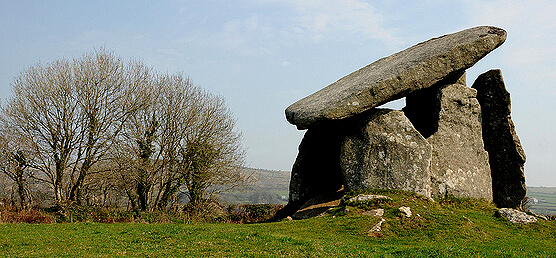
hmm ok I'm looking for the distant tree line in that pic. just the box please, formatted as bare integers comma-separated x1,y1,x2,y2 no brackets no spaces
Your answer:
0,49,247,212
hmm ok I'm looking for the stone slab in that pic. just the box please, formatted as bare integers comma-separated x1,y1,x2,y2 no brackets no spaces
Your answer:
291,188,344,220
498,208,537,224
286,26,506,129
405,78,493,200
340,109,432,197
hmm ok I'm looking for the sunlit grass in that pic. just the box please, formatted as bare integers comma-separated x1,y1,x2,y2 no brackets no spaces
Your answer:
0,190,555,257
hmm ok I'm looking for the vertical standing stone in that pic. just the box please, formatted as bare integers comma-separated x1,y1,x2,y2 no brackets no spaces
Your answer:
472,69,526,208
404,73,493,200
340,109,432,197
281,123,345,217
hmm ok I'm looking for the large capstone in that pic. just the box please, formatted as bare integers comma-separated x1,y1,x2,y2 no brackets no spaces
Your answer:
404,73,493,200
340,109,432,197
286,26,506,129
472,69,526,208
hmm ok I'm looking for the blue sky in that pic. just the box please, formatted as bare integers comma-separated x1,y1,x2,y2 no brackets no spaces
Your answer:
1,0,555,186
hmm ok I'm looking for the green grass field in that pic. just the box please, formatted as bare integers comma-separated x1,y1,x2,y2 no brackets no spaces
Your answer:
1,190,555,257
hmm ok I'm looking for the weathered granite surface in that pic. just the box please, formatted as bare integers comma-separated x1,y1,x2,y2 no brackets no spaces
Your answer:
286,26,506,130
472,69,526,208
346,194,393,203
404,74,493,200
498,208,537,224
340,109,432,197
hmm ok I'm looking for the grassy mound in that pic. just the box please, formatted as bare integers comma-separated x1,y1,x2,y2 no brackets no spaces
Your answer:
0,190,554,257
332,189,503,239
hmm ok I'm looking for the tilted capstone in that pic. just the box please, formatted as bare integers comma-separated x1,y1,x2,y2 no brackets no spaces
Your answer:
286,26,507,130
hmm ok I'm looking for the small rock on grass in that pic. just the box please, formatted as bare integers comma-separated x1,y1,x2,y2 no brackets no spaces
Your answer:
399,206,412,218
368,218,386,237
346,194,393,203
497,208,537,224
362,209,385,217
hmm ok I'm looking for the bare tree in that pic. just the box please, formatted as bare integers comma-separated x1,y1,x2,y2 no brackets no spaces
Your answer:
68,50,151,204
180,92,246,210
112,82,161,211
0,128,32,209
152,74,203,210
114,73,200,211
3,59,81,204
1,49,150,206
115,73,247,211
2,49,247,212
156,77,247,211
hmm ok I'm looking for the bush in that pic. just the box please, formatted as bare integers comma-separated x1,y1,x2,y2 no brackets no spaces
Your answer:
0,205,54,224
49,204,133,223
182,199,226,223
221,204,283,223
0,201,285,224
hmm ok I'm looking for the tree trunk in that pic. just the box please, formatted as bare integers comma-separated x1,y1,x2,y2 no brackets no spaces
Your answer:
15,170,27,209
157,179,182,210
136,169,151,211
12,151,28,210
54,180,63,205
69,158,92,205
137,181,150,211
54,162,65,205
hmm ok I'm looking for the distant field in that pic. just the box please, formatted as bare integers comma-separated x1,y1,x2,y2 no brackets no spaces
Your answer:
528,187,556,215
218,168,290,205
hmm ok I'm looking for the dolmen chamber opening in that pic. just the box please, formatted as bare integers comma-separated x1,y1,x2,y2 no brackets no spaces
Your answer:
277,26,527,220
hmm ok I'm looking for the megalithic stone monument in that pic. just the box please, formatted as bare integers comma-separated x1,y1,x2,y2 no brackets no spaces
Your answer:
278,26,527,220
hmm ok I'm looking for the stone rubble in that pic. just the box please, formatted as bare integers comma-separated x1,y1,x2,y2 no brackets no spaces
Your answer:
368,218,386,234
362,209,385,217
